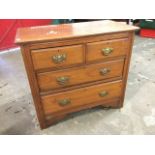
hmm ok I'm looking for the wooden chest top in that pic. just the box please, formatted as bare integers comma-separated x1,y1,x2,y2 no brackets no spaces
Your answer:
15,20,138,44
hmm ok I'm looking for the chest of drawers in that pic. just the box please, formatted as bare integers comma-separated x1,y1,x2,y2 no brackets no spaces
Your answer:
15,20,138,129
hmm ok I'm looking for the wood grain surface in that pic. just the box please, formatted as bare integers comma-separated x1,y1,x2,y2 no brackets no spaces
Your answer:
87,38,129,62
41,80,122,115
15,20,138,44
31,44,84,70
37,59,124,91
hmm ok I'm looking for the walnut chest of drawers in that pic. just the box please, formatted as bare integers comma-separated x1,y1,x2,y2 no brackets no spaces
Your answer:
15,20,138,129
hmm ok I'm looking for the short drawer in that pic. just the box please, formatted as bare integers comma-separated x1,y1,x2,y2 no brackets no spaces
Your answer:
41,81,122,115
87,38,129,62
37,59,124,92
31,45,84,70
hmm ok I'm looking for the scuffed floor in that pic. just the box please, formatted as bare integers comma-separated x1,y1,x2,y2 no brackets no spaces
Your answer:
0,35,155,134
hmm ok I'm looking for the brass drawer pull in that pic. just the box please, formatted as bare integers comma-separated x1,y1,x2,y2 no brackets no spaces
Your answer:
100,68,110,75
99,91,108,97
101,48,113,56
56,76,70,85
58,99,71,106
52,53,67,63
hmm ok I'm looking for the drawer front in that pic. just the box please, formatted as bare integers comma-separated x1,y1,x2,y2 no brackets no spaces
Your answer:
31,45,84,70
41,81,122,115
87,38,129,62
37,59,124,91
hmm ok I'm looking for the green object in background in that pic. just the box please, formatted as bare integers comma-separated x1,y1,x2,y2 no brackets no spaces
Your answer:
140,20,155,29
52,19,74,25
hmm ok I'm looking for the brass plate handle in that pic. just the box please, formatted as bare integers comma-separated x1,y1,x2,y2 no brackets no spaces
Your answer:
100,68,110,75
56,76,70,85
101,48,113,56
58,99,71,106
52,53,67,63
99,91,108,97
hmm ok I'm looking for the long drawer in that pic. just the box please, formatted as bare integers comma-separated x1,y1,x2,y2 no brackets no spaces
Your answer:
41,80,122,115
37,59,124,92
87,38,129,62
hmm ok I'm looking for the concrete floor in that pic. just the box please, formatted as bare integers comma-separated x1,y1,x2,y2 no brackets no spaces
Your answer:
0,35,155,134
